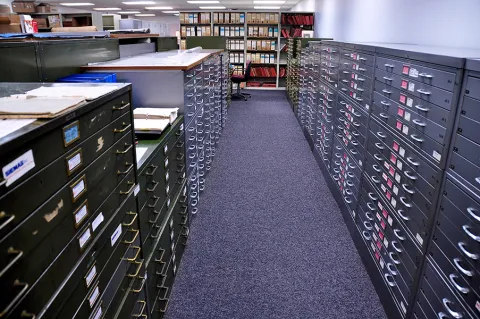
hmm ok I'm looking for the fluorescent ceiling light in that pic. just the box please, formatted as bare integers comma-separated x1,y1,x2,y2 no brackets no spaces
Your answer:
94,7,121,10
253,1,285,3
145,6,173,9
60,2,93,5
123,1,155,4
162,10,179,13
199,6,226,9
135,13,155,16
187,1,219,3
118,11,140,13
254,6,281,9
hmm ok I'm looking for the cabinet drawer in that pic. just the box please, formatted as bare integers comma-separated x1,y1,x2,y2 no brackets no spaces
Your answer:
375,68,454,110
338,93,369,125
376,56,456,92
450,152,480,196
334,129,365,168
340,57,374,78
465,75,480,101
339,70,373,93
341,48,375,66
458,106,480,148
337,108,368,138
443,177,480,230
339,82,372,110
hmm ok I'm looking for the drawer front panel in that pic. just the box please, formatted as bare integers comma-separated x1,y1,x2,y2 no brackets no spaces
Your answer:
339,82,372,110
465,75,480,101
340,57,374,78
338,94,369,127
450,152,480,196
341,49,375,67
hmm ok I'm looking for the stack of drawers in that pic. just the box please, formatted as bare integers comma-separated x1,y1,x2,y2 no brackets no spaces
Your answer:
0,83,146,319
136,117,189,319
413,59,480,319
220,52,230,128
286,38,300,110
297,46,309,128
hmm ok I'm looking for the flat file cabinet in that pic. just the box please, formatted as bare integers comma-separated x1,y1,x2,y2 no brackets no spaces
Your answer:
0,83,146,319
295,43,480,319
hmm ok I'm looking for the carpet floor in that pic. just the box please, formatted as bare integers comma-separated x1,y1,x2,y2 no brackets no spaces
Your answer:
164,90,387,319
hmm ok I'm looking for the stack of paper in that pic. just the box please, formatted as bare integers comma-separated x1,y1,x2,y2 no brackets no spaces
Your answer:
23,86,118,101
134,119,170,132
0,97,85,118
133,108,179,124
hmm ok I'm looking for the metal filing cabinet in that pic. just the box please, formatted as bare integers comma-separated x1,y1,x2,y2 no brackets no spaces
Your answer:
0,83,146,319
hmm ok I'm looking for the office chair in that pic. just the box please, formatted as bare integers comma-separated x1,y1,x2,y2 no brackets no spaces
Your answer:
231,61,252,101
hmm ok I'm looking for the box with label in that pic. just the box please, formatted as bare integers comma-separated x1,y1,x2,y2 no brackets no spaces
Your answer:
12,2,35,13
213,12,218,23
214,25,219,36
261,41,267,51
219,12,224,23
240,27,245,36
240,13,245,23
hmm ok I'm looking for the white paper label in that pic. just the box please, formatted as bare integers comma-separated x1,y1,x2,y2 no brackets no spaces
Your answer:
165,172,169,182
75,205,88,225
365,104,370,110
164,145,168,154
86,265,97,287
92,213,104,232
183,187,187,196
393,185,399,196
180,124,184,131
170,230,175,241
402,125,409,135
167,198,171,208
395,173,401,184
409,68,419,78
399,147,406,158
166,185,170,194
110,224,122,246
171,242,175,252
72,179,86,199
388,216,393,226
404,112,411,121
380,258,385,269
359,160,363,167
68,153,82,172
391,198,397,208
416,233,424,246
406,98,413,108
134,184,140,196
433,150,442,161
93,305,102,319
2,150,35,187
79,228,92,249
397,160,403,170
89,286,100,308
400,301,407,314
408,82,415,92
165,158,169,167
381,184,387,192
170,218,174,229
372,232,378,241
384,238,389,248
173,263,177,274
475,301,480,313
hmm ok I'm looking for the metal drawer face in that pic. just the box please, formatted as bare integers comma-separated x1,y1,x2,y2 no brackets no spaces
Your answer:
336,115,366,149
340,57,374,78
334,129,366,168
339,70,374,92
184,69,196,83
450,152,480,196
376,56,456,92
458,117,480,154
184,78,196,92
375,68,454,110
320,74,338,87
368,121,441,185
321,45,339,54
370,115,444,167
341,49,375,66
337,108,368,138
371,99,447,146
373,91,449,130
322,52,341,64
366,141,436,205
338,94,369,124
419,261,472,319
413,289,437,319
335,121,364,152
466,75,480,101
443,177,480,230
339,82,372,110
139,195,170,249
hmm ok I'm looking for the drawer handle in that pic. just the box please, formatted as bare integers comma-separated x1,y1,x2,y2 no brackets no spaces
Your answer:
364,221,373,230
357,77,365,82
417,89,431,96
116,143,133,154
368,192,378,201
397,209,410,221
406,157,419,167
399,196,412,208
362,230,371,241
389,252,401,265
415,105,429,112
127,260,143,278
351,140,359,146
113,123,131,134
419,73,433,79
382,89,392,94
393,229,406,241
467,207,480,222
375,143,385,150
117,163,134,175
146,181,159,192
0,248,23,278
148,196,160,208
341,88,347,92
376,131,386,138
346,180,354,187
374,154,383,161
404,171,417,181
441,298,463,319
340,101,346,105
448,274,470,294
356,88,365,92
187,93,194,97
383,76,393,81
402,183,415,195
386,263,398,276
334,153,341,158
352,131,360,137
133,300,147,317
112,102,130,111
345,189,353,196
355,97,363,102
373,164,382,173
366,202,376,211
342,79,349,83
384,273,396,287
379,113,389,119
146,165,158,176
344,196,352,204
359,67,366,72
123,212,138,227
384,63,395,68
335,146,342,150
391,240,403,253
131,276,146,293
410,134,424,143
462,225,480,242
350,149,358,155
120,182,135,195
365,212,374,221
371,175,380,184
124,245,141,261
380,100,390,106
453,258,474,277
412,119,426,127
342,71,350,74
177,153,185,161
0,280,29,316
0,212,15,233
333,174,340,181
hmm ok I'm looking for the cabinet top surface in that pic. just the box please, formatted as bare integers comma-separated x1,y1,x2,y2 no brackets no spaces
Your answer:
83,49,224,71
466,58,480,72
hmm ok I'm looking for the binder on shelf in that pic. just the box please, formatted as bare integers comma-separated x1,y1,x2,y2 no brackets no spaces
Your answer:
271,41,276,50
273,27,278,37
240,53,244,63
240,27,245,36
188,14,193,23
214,25,219,36
220,26,225,36
235,26,240,36
193,14,198,24
270,54,275,63
260,54,265,63
268,27,273,37
214,12,218,23
252,41,257,50
240,13,245,23
219,13,224,23
197,26,202,36
240,40,245,50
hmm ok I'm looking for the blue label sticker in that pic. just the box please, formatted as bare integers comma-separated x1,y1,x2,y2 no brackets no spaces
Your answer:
64,123,79,145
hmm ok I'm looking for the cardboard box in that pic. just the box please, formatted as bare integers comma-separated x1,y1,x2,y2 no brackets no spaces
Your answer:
0,5,11,13
47,14,60,28
36,4,50,13
33,17,47,28
12,2,35,13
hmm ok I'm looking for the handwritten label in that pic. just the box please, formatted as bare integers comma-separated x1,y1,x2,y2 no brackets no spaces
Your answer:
408,82,415,92
409,68,419,78
416,233,424,246
433,150,442,162
72,178,86,200
2,150,35,187
63,122,80,146
406,97,413,108
399,147,405,158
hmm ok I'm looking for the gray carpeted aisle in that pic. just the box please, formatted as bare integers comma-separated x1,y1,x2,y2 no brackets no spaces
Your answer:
165,90,387,319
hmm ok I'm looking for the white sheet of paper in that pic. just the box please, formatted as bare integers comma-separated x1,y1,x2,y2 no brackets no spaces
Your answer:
24,86,118,100
136,146,148,163
134,119,170,131
0,119,36,139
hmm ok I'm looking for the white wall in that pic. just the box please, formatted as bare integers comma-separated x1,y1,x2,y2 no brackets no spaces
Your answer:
291,0,480,49
135,15,179,37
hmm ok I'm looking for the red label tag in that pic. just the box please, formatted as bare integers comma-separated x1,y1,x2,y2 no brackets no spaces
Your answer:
401,80,408,89
381,220,386,229
382,172,388,181
386,191,392,200
402,66,409,75
375,251,380,260
379,231,384,240
397,107,405,117
351,82,354,88
396,121,402,130
393,141,399,152
382,209,388,219
387,179,393,188
350,92,354,97
390,153,397,164
389,166,395,176
351,73,355,79
352,63,357,70
352,53,357,60
399,94,407,105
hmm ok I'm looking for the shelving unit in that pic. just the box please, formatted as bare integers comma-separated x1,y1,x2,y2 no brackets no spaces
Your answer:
179,10,314,89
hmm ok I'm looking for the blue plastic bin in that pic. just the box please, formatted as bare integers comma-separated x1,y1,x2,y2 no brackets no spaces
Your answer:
57,73,117,83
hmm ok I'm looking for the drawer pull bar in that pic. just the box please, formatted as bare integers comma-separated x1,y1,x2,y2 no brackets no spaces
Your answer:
347,180,355,187
364,221,373,230
399,196,412,208
389,252,401,265
362,230,371,240
0,280,29,316
342,71,350,74
458,241,478,260
384,64,395,68
133,300,147,317
391,240,403,253
348,163,356,169
155,248,166,265
441,298,463,319
438,313,449,319
123,212,138,227
355,97,364,102
397,209,410,221
377,131,387,138
374,143,385,150
127,260,143,278
406,157,419,167
112,102,130,111
146,181,159,193
382,89,392,94
467,207,480,222
352,131,360,137
131,276,146,293
113,123,131,134
404,171,417,181
123,229,139,244
386,263,398,275
340,100,346,105
415,105,429,112
368,192,378,201
120,182,135,195
116,144,133,154
412,119,426,127
383,76,393,81
449,274,470,294
417,89,431,95
452,258,474,277
344,196,352,204
351,140,359,146
0,212,15,232
402,184,415,195
0,248,23,278
20,311,35,318
334,153,341,158
366,202,376,211
359,68,366,72
345,189,353,196
371,175,380,184
419,73,433,79
350,149,358,156
117,163,134,175
365,212,374,221
124,246,141,261
393,229,406,241
380,101,390,106
384,273,396,287
462,225,480,242
146,165,158,176
372,164,382,173
410,134,424,143
374,154,383,161
379,113,389,119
